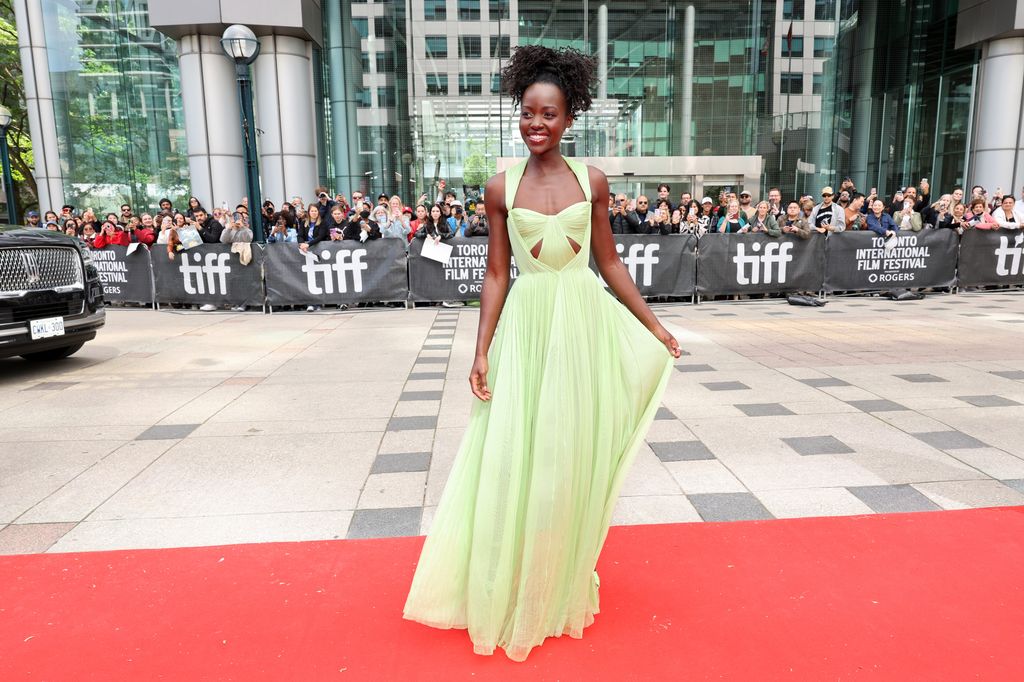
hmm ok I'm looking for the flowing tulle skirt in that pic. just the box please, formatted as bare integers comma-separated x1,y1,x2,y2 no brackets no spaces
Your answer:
402,266,673,662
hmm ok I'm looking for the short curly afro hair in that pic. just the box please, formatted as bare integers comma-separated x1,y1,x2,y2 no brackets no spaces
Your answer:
500,45,598,119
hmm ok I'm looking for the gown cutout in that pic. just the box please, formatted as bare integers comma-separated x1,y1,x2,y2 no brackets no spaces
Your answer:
402,156,674,662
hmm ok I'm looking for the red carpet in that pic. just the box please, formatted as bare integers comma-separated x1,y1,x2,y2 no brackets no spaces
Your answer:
2,507,1023,680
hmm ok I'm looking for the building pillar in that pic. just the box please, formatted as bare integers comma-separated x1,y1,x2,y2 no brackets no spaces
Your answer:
325,0,362,195
252,35,319,204
680,5,695,156
849,0,876,193
12,0,64,213
177,34,246,209
969,37,1024,193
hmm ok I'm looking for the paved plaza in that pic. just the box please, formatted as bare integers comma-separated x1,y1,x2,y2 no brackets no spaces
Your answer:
2,293,1024,555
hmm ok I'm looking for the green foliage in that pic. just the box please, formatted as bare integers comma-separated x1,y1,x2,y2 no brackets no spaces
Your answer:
0,0,37,212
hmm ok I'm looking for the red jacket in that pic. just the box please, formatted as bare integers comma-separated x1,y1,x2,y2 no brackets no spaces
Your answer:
93,230,131,248
133,228,156,245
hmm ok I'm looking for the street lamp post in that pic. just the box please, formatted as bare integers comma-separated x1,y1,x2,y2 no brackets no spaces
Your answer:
220,25,263,242
0,106,17,224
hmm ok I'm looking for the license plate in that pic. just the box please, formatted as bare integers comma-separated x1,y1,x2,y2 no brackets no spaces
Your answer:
30,316,65,340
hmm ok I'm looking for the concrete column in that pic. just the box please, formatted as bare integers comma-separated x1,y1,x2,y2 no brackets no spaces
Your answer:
252,35,319,204
597,4,608,99
970,37,1024,193
325,0,362,195
849,0,876,192
680,5,695,156
177,34,246,208
12,0,65,212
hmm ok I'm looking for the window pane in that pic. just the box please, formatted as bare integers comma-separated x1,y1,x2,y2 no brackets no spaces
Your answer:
424,0,446,20
426,74,448,95
489,35,510,59
374,18,394,39
459,73,482,95
814,0,835,21
813,37,833,58
491,73,502,94
783,0,804,20
781,36,803,58
459,0,481,20
781,73,803,94
426,35,447,58
489,0,510,20
459,35,482,58
354,18,368,38
812,73,823,94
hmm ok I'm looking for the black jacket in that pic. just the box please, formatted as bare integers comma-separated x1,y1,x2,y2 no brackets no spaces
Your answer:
343,220,381,242
307,219,331,248
198,217,224,243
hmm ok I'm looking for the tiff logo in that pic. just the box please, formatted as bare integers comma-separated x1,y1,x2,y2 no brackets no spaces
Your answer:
180,251,231,295
302,249,369,294
994,233,1024,276
733,241,793,285
616,242,660,287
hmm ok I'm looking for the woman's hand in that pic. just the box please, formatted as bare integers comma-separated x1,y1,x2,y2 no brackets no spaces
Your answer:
469,355,491,401
299,242,309,252
653,325,682,359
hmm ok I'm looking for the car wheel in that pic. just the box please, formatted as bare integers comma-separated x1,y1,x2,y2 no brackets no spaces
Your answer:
21,342,85,361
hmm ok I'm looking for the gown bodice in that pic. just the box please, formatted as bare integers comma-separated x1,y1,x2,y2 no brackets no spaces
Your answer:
504,157,592,275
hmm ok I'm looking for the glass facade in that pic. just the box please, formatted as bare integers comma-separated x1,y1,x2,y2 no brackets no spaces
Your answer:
40,0,187,209
22,1,986,209
329,0,981,201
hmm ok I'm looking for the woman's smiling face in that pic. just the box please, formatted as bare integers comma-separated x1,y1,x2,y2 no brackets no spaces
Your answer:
519,81,572,154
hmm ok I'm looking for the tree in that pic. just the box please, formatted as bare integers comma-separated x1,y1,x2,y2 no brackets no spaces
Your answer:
0,0,37,214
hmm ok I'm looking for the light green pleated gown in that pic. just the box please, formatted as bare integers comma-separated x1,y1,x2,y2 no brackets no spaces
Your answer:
402,156,673,662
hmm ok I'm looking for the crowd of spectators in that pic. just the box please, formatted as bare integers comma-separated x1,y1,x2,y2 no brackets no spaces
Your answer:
21,175,1024,308
601,180,1024,239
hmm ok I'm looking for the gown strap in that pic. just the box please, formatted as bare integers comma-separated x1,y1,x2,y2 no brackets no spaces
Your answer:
504,158,530,213
564,157,592,203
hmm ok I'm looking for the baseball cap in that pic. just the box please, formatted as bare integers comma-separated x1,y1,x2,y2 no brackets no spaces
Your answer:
700,197,713,204
821,186,834,196
377,193,388,200
45,220,58,227
450,200,463,207
27,210,39,218
739,190,751,197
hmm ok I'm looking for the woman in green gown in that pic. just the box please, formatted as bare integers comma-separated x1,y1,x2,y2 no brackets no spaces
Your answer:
403,45,683,662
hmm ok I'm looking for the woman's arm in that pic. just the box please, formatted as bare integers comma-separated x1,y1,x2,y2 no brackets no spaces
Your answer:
589,166,680,356
469,173,514,401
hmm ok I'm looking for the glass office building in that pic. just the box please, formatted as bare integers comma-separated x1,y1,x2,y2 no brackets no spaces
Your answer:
14,1,1020,213
31,0,186,210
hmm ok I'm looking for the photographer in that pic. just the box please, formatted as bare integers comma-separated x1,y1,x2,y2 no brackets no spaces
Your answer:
193,207,225,243
220,205,254,243
93,220,130,248
447,200,469,237
267,212,298,243
466,201,489,237
610,193,641,234
343,208,382,242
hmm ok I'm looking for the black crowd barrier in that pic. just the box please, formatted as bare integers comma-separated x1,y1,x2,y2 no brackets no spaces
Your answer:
697,233,825,295
88,245,154,304
90,229,1023,309
152,243,265,307
824,229,958,292
957,228,1024,288
264,240,407,306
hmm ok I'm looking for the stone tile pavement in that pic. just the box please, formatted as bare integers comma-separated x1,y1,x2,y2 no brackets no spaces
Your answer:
2,291,1024,554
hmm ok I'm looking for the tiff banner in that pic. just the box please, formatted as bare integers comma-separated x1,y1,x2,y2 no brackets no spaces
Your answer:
152,244,265,307
88,245,154,304
592,234,696,297
696,233,825,295
957,228,1024,288
263,240,408,306
824,228,958,292
407,237,519,302
408,235,695,302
